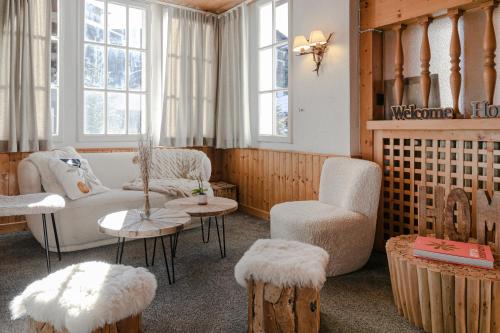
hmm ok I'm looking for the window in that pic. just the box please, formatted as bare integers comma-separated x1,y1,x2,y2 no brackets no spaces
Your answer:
82,0,148,137
257,0,289,139
50,0,60,136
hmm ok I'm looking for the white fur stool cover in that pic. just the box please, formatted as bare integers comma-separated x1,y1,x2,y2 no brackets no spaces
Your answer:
235,239,329,333
10,261,157,333
235,239,329,289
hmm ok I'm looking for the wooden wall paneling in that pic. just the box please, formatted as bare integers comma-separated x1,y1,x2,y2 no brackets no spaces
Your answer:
360,0,490,30
360,30,384,161
419,16,432,108
448,8,464,117
483,1,497,105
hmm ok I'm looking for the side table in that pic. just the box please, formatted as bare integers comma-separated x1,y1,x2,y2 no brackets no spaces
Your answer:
386,235,500,332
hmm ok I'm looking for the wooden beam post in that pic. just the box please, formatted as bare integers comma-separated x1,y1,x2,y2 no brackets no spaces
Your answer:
360,30,384,161
393,24,407,106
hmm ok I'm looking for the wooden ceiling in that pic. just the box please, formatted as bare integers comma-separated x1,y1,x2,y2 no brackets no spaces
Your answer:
159,0,245,14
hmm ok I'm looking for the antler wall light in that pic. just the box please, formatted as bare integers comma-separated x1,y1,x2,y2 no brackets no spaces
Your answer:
293,30,333,76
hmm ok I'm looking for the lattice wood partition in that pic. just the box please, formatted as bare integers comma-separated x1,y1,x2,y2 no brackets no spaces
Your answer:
373,129,500,251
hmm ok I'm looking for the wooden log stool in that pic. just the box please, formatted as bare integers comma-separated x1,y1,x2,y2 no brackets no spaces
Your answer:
10,261,157,333
235,239,329,333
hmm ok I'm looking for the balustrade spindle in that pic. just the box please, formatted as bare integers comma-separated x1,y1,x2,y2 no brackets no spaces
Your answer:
448,9,463,117
419,17,432,108
483,1,497,105
393,24,406,106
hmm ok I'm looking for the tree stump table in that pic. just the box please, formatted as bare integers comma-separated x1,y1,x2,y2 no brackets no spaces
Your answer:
235,239,329,333
386,235,500,333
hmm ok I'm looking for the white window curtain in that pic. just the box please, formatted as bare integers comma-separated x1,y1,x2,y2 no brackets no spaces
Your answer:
0,0,51,152
159,7,218,147
216,5,251,149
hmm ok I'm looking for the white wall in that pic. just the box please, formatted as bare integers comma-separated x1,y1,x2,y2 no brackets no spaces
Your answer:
248,0,360,156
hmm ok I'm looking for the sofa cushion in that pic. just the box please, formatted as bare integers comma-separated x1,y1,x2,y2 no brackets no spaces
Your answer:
49,158,109,200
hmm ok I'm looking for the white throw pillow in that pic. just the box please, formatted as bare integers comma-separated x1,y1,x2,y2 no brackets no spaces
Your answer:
49,158,109,200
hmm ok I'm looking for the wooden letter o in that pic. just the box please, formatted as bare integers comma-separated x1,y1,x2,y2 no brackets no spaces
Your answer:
444,188,471,242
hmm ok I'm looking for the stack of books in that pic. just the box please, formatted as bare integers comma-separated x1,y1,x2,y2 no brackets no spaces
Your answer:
413,236,494,269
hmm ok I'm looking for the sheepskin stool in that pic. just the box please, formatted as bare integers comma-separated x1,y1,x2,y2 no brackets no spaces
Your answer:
235,239,329,333
10,261,157,333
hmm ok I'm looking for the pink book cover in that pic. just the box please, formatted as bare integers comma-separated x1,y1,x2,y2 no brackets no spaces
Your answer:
413,236,494,268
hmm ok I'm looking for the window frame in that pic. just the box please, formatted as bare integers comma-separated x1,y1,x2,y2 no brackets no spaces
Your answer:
77,0,151,142
256,0,292,143
50,0,61,139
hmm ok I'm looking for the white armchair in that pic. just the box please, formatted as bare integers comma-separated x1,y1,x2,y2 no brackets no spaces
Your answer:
270,157,382,277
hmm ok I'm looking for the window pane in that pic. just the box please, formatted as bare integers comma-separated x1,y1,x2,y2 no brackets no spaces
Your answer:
107,92,126,134
259,93,273,135
259,2,272,47
275,44,288,89
84,44,105,88
276,91,288,136
107,47,126,90
129,51,145,91
51,0,58,36
129,93,144,134
129,8,145,49
108,3,127,46
85,0,104,42
51,41,58,85
84,91,104,134
259,48,272,91
275,2,288,42
51,88,58,136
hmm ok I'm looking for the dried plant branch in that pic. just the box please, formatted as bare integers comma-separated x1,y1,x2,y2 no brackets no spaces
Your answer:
138,132,153,218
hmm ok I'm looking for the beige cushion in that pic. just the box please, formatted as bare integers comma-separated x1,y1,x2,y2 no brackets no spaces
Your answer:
49,158,108,200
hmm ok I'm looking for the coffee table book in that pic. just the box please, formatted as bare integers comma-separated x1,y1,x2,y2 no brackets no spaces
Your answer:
413,236,494,269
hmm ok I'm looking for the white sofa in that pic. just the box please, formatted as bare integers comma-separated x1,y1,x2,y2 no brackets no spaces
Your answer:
270,157,381,277
17,151,212,252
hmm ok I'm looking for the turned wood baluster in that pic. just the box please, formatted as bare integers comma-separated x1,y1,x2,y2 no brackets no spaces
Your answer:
448,9,463,117
393,24,406,105
483,1,497,105
419,17,432,108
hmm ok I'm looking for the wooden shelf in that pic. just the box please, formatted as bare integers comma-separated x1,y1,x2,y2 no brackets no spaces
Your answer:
366,118,500,130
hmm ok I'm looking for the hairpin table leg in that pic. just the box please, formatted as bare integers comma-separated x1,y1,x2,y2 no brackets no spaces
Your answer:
41,214,51,273
50,213,61,261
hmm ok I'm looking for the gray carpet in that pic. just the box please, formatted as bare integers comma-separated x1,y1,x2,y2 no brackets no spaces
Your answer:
0,213,420,333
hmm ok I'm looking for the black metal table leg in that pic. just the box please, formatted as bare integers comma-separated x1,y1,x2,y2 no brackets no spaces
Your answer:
41,214,51,273
151,237,157,266
50,213,61,261
119,238,125,264
169,234,175,282
160,236,172,284
214,216,224,259
115,238,122,264
143,238,149,266
222,215,226,258
201,217,212,243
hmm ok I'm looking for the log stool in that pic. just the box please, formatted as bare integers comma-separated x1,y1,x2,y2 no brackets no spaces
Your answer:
235,239,329,333
10,261,157,333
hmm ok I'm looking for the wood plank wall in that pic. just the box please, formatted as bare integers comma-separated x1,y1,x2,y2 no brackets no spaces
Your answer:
220,148,332,220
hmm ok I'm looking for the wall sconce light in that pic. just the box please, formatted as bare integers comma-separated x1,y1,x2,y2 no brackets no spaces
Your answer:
293,30,333,76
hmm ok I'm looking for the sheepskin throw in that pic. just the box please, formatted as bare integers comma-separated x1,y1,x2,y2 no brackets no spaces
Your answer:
0,193,65,216
234,239,329,290
10,261,157,333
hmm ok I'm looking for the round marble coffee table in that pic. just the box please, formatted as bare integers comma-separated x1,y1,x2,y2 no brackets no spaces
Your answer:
98,208,190,283
165,197,238,258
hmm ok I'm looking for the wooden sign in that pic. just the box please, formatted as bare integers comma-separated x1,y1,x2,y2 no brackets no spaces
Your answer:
418,185,500,258
391,104,454,120
471,101,500,118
